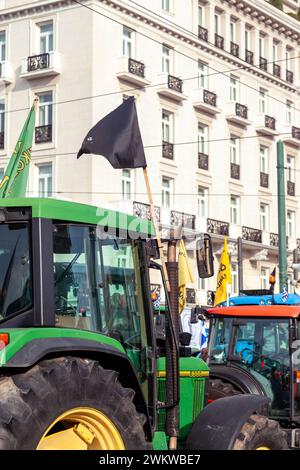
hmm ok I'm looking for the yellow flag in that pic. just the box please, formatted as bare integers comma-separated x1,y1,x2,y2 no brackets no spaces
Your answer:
214,237,232,306
178,240,194,314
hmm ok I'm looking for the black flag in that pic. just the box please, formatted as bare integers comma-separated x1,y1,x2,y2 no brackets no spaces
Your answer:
77,97,147,169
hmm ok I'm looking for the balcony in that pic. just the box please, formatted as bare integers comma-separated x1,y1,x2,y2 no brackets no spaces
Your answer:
283,126,300,147
116,57,150,87
242,226,262,244
133,201,161,223
0,132,4,149
170,210,196,230
245,49,254,65
256,115,278,137
162,141,174,160
230,162,240,180
225,102,250,127
260,172,269,188
20,51,61,79
230,42,239,58
35,125,52,144
0,61,13,84
287,180,295,196
198,152,209,171
215,34,224,49
272,63,281,79
157,73,187,102
192,88,221,116
286,70,293,84
270,233,289,249
198,25,208,42
207,218,229,236
259,56,268,72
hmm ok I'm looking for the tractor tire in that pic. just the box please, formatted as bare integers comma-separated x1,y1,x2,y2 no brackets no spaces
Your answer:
0,356,149,450
232,414,288,450
208,379,241,401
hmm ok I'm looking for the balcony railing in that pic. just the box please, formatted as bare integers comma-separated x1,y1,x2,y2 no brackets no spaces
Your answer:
235,103,248,119
230,41,239,58
168,74,183,93
287,180,295,196
207,218,229,236
186,288,196,304
215,33,224,49
0,132,4,150
245,49,254,65
265,115,276,130
35,124,52,144
260,172,269,188
128,58,145,78
259,56,267,71
198,152,209,170
27,53,49,72
198,25,208,42
203,89,217,107
286,70,293,84
170,210,196,230
273,63,281,78
133,201,161,223
292,126,300,140
242,226,262,243
207,290,216,306
230,162,240,180
162,141,174,159
270,233,289,249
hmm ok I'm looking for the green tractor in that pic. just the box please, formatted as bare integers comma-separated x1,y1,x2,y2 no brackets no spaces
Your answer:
0,198,288,450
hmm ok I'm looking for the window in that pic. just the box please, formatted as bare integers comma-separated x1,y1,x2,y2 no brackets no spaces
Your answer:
272,43,278,63
0,31,6,62
230,21,236,42
260,146,269,174
286,100,293,125
162,45,171,73
162,110,173,143
214,14,220,34
230,135,239,164
162,0,172,13
0,100,5,135
39,21,53,54
260,203,269,231
198,60,207,88
198,5,204,26
286,49,290,69
231,263,238,295
286,155,295,182
162,176,173,209
122,169,133,201
245,29,251,51
230,75,238,101
198,122,208,155
259,89,266,114
197,186,208,218
287,210,295,238
0,168,4,181
37,91,53,127
123,26,133,58
260,267,269,289
230,195,240,225
259,36,265,57
38,164,53,197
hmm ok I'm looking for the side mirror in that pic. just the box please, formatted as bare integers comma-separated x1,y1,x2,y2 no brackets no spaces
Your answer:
196,234,214,279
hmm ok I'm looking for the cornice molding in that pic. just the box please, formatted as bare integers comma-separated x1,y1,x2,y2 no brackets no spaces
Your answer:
0,0,73,21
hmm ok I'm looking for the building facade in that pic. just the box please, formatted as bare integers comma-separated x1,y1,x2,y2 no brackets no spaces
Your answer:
1,0,300,305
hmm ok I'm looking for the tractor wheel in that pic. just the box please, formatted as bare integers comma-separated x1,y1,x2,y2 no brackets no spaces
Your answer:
233,414,288,450
0,356,149,450
208,379,241,402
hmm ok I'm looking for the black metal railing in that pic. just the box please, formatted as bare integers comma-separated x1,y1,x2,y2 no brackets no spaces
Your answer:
242,226,262,243
245,49,254,65
287,180,295,196
198,25,208,42
235,103,248,119
170,210,196,230
207,218,229,236
35,124,52,144
215,33,224,49
128,58,145,78
198,152,209,170
133,201,161,223
286,70,293,84
270,233,289,249
259,56,267,71
203,89,217,107
207,290,216,306
292,126,300,140
231,162,240,180
265,115,276,130
168,74,183,93
0,132,4,149
230,41,239,57
260,172,269,188
162,141,174,159
27,53,49,72
273,63,281,78
186,288,196,304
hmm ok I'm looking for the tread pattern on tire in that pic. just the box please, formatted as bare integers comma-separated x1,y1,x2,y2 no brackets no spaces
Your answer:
233,414,289,450
208,379,241,399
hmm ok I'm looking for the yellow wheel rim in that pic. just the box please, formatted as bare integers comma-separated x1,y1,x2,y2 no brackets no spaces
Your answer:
256,446,271,450
37,407,125,450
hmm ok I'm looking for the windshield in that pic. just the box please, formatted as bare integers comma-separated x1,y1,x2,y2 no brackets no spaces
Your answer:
0,222,32,320
208,316,291,418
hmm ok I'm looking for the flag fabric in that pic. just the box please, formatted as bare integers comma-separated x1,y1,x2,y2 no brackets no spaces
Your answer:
281,287,289,303
214,237,232,306
77,97,147,169
178,240,194,314
0,103,36,198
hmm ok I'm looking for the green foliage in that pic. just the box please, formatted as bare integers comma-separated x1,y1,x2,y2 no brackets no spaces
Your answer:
269,0,283,10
